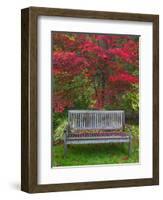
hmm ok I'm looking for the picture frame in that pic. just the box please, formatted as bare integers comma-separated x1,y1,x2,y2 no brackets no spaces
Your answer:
21,7,159,193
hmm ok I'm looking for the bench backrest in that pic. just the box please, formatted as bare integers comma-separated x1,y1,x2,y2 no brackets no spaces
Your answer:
68,110,125,130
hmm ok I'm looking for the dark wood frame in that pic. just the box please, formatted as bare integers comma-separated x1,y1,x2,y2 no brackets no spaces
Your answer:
21,6,159,193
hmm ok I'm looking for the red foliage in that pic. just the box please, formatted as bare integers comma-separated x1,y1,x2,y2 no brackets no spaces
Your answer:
52,33,139,112
108,39,139,65
109,72,138,84
53,94,73,112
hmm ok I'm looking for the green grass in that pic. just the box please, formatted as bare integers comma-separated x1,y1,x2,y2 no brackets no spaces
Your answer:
52,130,139,167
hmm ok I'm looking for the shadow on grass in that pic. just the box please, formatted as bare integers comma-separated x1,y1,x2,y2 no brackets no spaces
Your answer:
52,137,139,167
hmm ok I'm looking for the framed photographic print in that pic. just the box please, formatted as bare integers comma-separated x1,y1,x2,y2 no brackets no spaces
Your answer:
21,7,159,193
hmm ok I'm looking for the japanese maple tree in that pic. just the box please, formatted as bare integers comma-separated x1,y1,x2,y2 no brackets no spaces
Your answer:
52,32,139,112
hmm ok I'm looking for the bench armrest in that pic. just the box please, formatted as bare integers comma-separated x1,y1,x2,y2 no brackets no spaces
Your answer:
64,124,69,137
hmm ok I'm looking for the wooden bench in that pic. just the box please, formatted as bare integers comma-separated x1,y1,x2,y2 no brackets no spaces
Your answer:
64,110,132,157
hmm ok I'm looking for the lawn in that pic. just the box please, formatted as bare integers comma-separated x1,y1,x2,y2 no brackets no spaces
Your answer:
52,125,139,167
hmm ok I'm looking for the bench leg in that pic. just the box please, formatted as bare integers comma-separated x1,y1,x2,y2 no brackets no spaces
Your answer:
64,142,67,158
128,138,132,157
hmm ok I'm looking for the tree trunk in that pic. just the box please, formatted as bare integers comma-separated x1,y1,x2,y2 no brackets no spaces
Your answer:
101,71,105,108
98,39,109,108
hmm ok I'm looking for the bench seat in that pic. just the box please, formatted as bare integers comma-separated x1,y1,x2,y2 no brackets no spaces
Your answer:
68,132,129,139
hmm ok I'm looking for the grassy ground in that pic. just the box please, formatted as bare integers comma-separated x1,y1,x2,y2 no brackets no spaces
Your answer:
52,124,139,167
